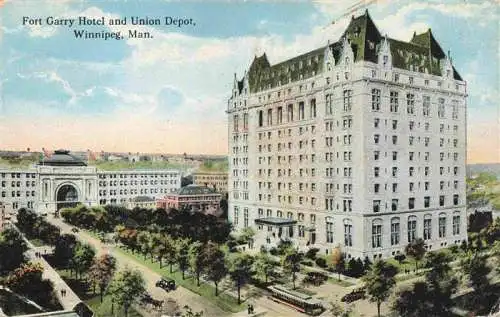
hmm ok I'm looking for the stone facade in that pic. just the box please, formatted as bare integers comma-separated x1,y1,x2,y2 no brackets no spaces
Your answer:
227,11,468,260
192,171,228,193
0,150,181,214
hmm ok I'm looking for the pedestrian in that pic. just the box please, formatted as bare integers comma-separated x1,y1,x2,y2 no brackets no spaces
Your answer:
247,304,251,315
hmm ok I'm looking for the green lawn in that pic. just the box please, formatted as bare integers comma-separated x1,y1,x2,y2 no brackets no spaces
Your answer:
327,277,355,287
115,247,245,313
28,238,46,247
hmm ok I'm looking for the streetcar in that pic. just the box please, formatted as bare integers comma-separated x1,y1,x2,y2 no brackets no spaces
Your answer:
267,285,324,316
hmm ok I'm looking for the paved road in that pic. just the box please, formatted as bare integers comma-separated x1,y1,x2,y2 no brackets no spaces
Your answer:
46,215,228,317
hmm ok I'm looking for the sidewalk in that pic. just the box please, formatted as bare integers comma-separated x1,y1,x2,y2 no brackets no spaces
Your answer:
12,225,87,314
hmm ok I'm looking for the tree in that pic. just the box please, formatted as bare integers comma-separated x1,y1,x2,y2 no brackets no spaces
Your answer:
204,242,227,296
107,267,146,317
282,249,303,289
54,234,77,269
188,241,205,286
228,253,254,304
400,251,458,317
0,228,27,273
71,242,96,280
329,302,352,317
483,217,500,244
137,231,151,260
405,238,426,271
238,227,255,247
253,252,276,283
363,260,398,317
163,235,178,273
394,254,406,265
88,254,117,302
176,238,191,280
181,305,204,317
16,208,38,234
328,248,345,281
461,253,493,312
393,281,435,317
6,262,59,310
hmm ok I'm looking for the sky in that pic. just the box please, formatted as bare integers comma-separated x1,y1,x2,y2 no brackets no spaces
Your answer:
0,0,498,163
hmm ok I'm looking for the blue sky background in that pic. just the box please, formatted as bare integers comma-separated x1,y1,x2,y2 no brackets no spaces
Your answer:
0,0,498,162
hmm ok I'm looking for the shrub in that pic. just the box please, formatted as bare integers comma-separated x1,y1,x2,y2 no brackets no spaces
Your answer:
315,257,327,268
305,248,320,260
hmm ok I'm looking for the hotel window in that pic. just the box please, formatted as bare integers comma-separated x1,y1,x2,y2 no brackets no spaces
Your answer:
326,219,334,243
392,183,398,193
344,223,353,246
325,94,333,115
374,183,380,193
409,167,414,177
310,99,317,118
453,139,458,147
390,91,399,112
454,167,459,176
424,196,430,208
267,109,273,125
374,134,380,144
422,95,430,116
406,93,415,114
277,107,283,124
423,217,432,240
243,113,248,129
408,197,415,210
374,151,380,160
438,98,445,118
409,136,414,146
453,214,460,235
392,199,398,211
374,167,380,177
439,215,446,238
409,152,414,161
409,121,414,131
453,194,459,205
392,135,398,145
343,90,352,111
374,118,380,128
408,216,417,242
372,220,382,248
391,218,400,245
454,181,459,190
392,120,398,130
287,104,294,122
233,207,239,226
440,195,445,206
392,167,398,177
373,200,381,213
372,89,381,111
299,102,305,120
258,111,263,127
243,208,249,228
451,100,458,119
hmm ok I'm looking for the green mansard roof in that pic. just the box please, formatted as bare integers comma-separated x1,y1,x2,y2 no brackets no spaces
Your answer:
245,10,462,93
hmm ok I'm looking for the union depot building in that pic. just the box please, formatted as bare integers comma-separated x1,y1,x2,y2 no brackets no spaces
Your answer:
0,150,181,214
227,11,468,260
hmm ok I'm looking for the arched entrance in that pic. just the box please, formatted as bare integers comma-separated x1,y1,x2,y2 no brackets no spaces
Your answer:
56,184,79,211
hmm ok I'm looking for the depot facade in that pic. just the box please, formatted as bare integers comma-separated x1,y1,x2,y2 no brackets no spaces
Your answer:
0,150,181,214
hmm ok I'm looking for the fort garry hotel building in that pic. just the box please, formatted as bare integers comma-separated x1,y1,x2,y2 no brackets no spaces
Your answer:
227,11,468,260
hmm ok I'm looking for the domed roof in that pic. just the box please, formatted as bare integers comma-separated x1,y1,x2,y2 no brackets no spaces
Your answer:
39,149,87,166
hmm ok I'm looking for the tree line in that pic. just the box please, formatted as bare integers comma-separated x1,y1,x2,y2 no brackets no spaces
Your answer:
60,204,231,243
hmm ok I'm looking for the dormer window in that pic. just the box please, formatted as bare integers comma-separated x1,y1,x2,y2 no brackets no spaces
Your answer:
383,55,388,65
447,70,451,77
327,62,331,71
345,57,350,64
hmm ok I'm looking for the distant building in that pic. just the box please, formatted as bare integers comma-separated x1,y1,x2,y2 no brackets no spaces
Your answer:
0,149,181,214
126,196,156,209
192,171,228,193
156,184,221,214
